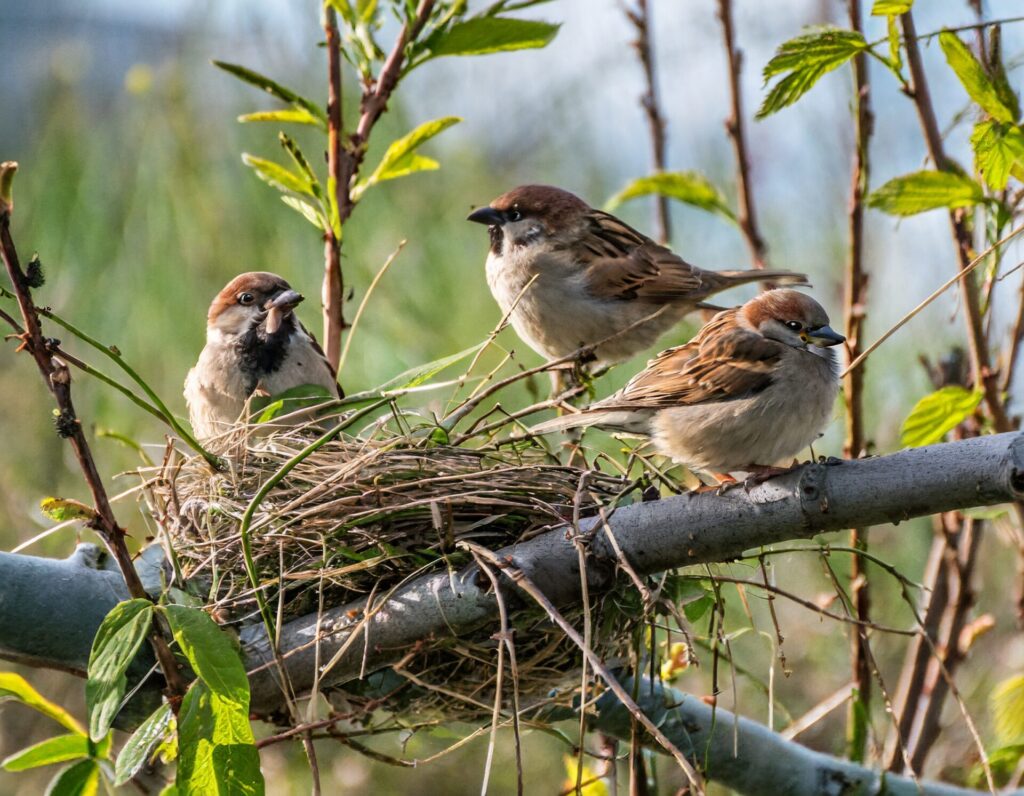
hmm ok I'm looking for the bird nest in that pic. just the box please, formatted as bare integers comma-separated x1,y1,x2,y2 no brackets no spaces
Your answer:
147,407,655,725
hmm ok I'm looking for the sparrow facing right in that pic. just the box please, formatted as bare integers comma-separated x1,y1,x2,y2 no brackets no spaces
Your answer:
468,184,810,368
184,272,341,443
532,289,845,482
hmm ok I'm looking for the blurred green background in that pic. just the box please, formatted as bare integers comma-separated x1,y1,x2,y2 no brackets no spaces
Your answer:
2,0,1024,793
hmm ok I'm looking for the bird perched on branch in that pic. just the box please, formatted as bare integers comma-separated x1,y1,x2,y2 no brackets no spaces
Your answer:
532,290,845,485
184,272,341,442
467,184,809,368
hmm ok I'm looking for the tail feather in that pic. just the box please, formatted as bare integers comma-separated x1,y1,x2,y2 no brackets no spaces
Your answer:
712,269,810,288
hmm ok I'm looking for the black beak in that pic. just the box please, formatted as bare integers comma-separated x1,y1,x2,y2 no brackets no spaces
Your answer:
805,324,846,347
266,289,304,312
467,206,505,226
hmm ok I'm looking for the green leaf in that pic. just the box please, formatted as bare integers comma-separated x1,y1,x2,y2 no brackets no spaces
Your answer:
0,674,85,734
114,703,173,786
251,383,335,423
379,342,486,392
176,682,263,796
280,196,325,230
986,27,1021,123
212,61,326,126
427,17,559,58
867,170,985,216
162,605,248,706
39,497,96,523
992,674,1024,746
357,116,461,197
237,108,321,126
757,27,867,119
885,15,903,76
86,599,154,742
971,120,1024,190
241,154,313,197
870,0,911,14
46,759,100,796
605,172,737,223
277,134,321,198
900,386,982,447
939,31,1015,123
2,734,91,772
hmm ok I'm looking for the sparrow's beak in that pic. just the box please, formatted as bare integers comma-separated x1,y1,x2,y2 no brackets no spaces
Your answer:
264,289,303,335
467,206,505,226
804,325,846,347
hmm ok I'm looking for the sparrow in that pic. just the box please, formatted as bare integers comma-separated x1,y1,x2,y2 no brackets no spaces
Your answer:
184,272,341,442
532,290,845,483
467,184,810,368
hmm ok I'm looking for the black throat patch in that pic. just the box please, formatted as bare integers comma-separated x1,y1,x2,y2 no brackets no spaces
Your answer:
488,225,504,255
235,313,296,394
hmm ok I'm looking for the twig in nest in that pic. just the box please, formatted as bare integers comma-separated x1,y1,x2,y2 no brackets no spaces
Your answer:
460,541,704,794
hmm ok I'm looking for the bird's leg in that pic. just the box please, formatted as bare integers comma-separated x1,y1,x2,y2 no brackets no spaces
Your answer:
692,472,739,494
741,461,801,490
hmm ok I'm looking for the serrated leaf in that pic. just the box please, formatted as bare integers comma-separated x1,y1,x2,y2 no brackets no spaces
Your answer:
280,196,325,230
114,703,173,786
212,61,326,126
357,116,460,197
605,172,737,223
971,120,1024,190
86,599,154,742
992,674,1024,746
176,681,263,796
871,0,911,14
757,28,867,118
162,605,247,705
46,759,99,796
900,386,982,447
237,108,321,126
0,673,85,734
939,31,1015,123
987,27,1020,123
867,170,985,216
40,497,96,523
2,734,90,772
241,154,313,196
427,17,559,58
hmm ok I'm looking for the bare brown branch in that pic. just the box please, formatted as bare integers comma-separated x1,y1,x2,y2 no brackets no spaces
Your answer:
0,162,188,703
717,0,767,269
626,0,671,244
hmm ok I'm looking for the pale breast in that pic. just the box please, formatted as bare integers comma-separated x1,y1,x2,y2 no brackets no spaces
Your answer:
650,347,839,474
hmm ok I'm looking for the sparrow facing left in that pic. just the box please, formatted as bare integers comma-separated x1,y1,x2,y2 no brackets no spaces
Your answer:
468,185,810,368
532,289,845,483
184,272,341,442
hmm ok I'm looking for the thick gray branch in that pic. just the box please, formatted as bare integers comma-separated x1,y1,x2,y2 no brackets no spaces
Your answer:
2,433,1022,794
595,676,1019,796
241,432,1024,711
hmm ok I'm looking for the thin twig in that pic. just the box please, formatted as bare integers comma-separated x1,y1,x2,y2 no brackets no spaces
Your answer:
717,0,767,270
626,0,671,244
844,0,874,763
461,542,705,794
0,162,189,704
322,3,347,371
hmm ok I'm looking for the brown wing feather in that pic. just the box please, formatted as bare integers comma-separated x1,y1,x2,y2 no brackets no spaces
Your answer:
299,321,344,398
597,310,782,409
576,212,706,301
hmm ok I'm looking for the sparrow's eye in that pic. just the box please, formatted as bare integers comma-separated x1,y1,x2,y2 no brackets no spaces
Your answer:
785,321,803,331
238,292,256,305
506,208,522,222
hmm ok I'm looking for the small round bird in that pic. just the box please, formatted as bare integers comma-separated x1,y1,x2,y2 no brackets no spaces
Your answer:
184,272,341,443
532,289,845,484
467,184,810,367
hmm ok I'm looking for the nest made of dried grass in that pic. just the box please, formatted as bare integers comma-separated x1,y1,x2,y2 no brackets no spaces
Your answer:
147,407,654,725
